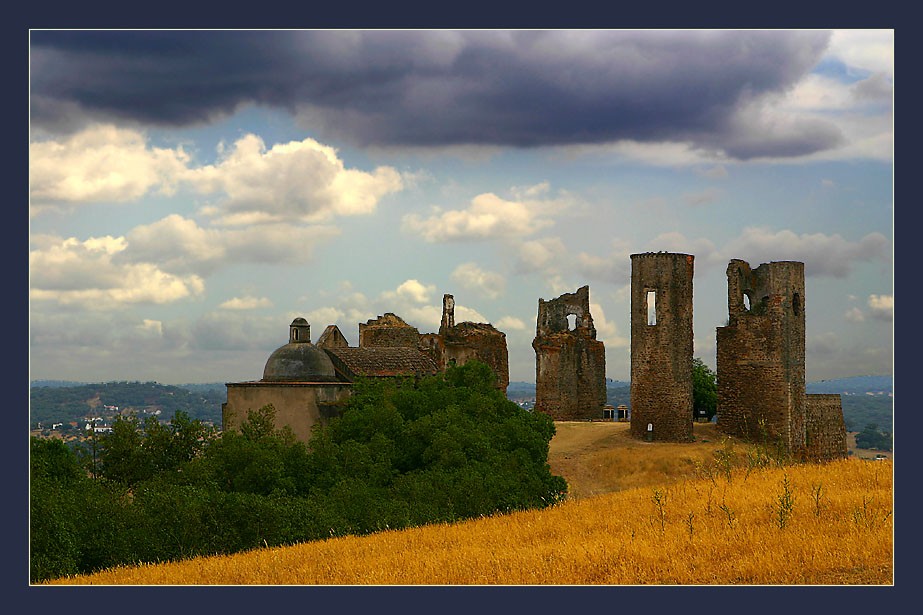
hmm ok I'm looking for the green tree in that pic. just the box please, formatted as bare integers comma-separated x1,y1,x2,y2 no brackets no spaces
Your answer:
692,357,718,421
855,422,892,451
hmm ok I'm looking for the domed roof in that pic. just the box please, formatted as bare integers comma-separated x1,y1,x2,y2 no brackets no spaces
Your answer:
261,318,338,382
262,342,338,382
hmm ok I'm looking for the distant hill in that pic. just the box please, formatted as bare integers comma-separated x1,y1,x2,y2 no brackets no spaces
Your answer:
807,375,892,395
29,381,225,429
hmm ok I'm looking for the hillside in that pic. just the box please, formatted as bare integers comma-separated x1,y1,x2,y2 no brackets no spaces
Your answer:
29,381,225,430
51,421,893,585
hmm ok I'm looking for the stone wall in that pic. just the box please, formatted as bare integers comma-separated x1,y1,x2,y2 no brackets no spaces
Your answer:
223,381,351,443
804,394,848,461
532,286,606,420
629,253,694,442
436,294,509,392
358,313,422,348
716,260,806,454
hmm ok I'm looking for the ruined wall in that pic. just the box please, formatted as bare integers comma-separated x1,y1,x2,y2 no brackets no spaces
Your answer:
532,286,607,420
316,324,349,349
804,394,848,462
432,294,509,393
358,313,421,348
716,260,806,454
630,253,694,442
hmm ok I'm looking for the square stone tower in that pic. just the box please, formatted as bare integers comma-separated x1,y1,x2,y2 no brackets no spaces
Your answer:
716,260,806,453
532,285,607,420
630,252,695,442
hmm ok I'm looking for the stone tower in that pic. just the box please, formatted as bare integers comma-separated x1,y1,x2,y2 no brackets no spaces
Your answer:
716,259,806,454
532,285,607,420
630,252,694,442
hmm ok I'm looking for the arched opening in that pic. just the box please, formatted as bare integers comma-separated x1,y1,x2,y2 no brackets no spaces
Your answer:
792,293,801,316
566,314,578,331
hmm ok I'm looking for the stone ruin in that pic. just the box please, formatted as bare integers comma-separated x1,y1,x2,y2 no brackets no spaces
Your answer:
418,294,510,392
629,252,695,442
716,259,846,460
531,285,607,420
352,294,510,393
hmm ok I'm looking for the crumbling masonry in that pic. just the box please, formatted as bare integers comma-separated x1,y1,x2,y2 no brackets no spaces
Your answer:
716,259,846,460
629,253,695,442
359,295,510,393
532,286,607,420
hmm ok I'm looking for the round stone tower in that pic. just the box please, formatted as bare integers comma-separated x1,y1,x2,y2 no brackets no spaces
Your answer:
629,252,695,442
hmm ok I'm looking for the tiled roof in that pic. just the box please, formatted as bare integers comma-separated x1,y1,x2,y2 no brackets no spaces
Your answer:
324,347,438,379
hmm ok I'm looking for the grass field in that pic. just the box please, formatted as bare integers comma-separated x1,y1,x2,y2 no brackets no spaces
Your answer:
46,421,893,585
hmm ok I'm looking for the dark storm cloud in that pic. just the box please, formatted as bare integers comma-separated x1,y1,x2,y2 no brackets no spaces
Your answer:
30,30,839,159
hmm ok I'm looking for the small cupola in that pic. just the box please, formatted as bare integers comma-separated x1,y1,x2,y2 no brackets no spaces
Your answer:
289,317,311,343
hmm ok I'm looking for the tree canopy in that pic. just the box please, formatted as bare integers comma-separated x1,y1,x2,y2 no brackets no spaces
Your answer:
692,357,718,421
30,361,567,582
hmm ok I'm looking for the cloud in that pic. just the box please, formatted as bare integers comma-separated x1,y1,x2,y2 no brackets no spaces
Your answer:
219,296,274,310
868,294,893,321
682,188,723,207
722,227,889,277
380,279,436,305
695,165,729,180
29,234,205,308
450,263,506,299
403,191,557,242
124,215,341,274
844,307,865,323
29,124,189,209
589,302,628,349
496,316,526,331
517,237,568,274
31,30,842,160
29,125,403,225
189,134,403,224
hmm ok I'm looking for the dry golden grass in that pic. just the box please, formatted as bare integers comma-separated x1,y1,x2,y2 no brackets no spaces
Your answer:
48,423,893,586
549,421,731,498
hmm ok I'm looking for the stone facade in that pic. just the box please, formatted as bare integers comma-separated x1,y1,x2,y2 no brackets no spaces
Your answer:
804,394,848,461
629,253,695,442
532,286,607,420
359,313,422,348
433,294,510,392
716,260,807,454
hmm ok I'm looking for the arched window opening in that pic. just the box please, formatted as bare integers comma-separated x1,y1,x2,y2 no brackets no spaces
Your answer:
566,314,578,331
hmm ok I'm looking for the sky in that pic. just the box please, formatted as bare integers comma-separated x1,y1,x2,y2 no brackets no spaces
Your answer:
28,29,894,386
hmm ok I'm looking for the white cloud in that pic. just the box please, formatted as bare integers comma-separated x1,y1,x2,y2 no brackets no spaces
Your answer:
190,134,404,224
682,188,723,207
827,30,894,78
868,294,893,321
450,263,506,299
589,302,628,349
381,279,435,305
29,124,189,209
496,316,527,331
722,227,889,278
695,165,729,180
517,237,568,273
219,296,274,310
125,214,341,274
402,189,560,242
29,234,205,309
844,307,865,323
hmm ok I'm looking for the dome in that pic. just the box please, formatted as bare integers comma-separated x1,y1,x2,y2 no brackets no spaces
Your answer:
261,318,338,382
262,342,338,382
